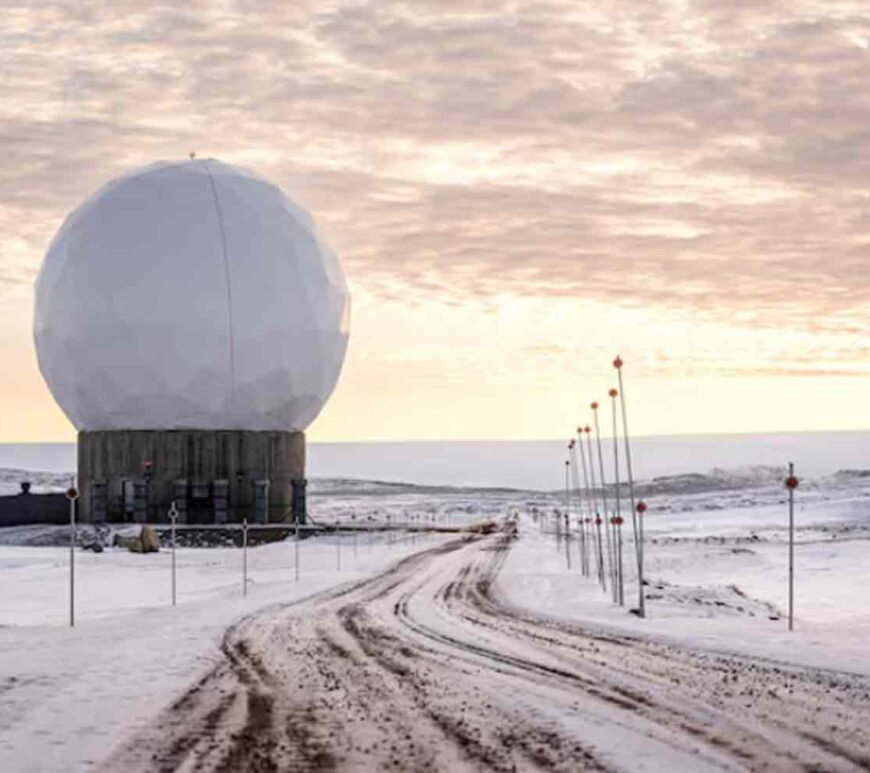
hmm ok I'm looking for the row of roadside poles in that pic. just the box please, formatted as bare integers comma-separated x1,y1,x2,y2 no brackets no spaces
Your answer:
61,486,433,627
62,489,302,626
559,355,648,617
551,355,803,630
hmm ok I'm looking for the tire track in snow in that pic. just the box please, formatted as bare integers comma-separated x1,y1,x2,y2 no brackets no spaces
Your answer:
103,524,870,772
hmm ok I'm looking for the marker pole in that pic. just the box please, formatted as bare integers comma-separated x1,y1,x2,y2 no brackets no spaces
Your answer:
585,427,606,591
593,403,616,601
569,442,588,576
564,513,572,570
169,501,178,607
614,355,644,617
609,389,625,605
614,517,625,606
564,460,573,566
242,518,248,597
294,512,300,582
577,428,594,577
785,466,799,631
66,485,78,628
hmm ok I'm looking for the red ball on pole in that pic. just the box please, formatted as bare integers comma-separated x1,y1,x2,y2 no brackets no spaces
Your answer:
636,501,647,514
591,401,598,410
785,475,799,489
609,388,618,398
613,355,623,369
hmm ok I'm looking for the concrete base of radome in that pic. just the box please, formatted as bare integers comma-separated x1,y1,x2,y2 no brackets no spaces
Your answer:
77,429,306,525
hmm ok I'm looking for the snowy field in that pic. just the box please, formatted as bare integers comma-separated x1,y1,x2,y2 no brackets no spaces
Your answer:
1,461,869,769
501,495,870,676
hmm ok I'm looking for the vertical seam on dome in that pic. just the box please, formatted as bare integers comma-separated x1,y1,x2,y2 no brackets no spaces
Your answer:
205,165,236,404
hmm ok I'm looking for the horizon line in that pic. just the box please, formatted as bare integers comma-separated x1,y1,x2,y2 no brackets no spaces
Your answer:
5,427,870,446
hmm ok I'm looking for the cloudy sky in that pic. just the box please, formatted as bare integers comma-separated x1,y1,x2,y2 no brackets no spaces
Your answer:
2,0,870,442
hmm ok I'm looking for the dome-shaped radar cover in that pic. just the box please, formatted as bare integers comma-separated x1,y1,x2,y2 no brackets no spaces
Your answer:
34,160,350,432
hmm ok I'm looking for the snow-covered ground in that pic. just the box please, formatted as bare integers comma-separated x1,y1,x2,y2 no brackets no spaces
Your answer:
1,466,869,770
0,531,452,771
499,495,870,677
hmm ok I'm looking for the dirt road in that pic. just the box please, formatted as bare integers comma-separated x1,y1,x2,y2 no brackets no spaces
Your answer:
104,525,870,771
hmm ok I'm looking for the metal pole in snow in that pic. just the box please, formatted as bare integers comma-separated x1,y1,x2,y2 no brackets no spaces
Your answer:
242,518,248,597
636,501,647,613
614,355,644,618
614,516,625,606
336,525,341,571
294,513,300,582
564,512,572,570
577,428,594,577
592,402,617,601
569,441,587,576
66,484,78,628
585,426,606,591
169,501,178,607
609,390,625,606
785,465,799,631
564,460,571,564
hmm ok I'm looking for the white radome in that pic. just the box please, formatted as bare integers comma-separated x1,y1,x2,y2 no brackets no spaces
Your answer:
34,159,350,432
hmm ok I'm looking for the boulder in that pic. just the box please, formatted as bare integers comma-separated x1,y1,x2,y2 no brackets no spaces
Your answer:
140,525,160,553
115,535,143,553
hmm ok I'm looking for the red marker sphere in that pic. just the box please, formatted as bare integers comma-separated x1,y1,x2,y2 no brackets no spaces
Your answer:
591,401,599,410
785,475,799,490
595,517,602,525
66,487,79,500
576,426,582,434
636,501,647,514
609,388,618,398
614,516,623,525
613,356,623,369
584,425,591,433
